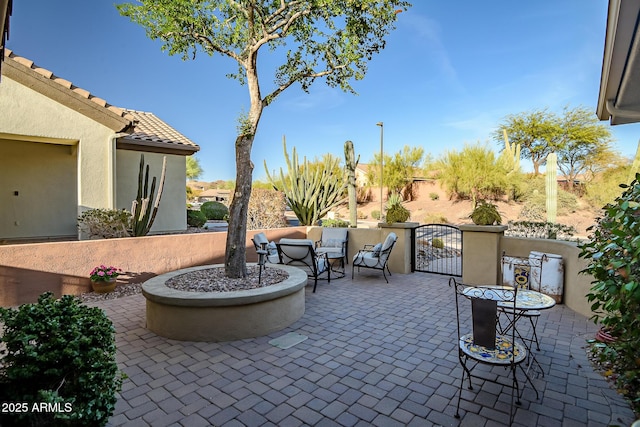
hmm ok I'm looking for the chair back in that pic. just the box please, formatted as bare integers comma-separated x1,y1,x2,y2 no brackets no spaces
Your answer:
378,232,397,264
320,227,347,247
277,239,319,275
252,232,269,249
451,278,519,354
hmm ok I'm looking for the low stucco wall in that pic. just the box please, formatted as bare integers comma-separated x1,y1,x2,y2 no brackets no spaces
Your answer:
0,227,306,307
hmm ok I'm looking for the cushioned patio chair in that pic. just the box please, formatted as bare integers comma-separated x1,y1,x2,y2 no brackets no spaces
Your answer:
351,232,397,283
315,227,348,266
276,238,330,293
251,232,279,264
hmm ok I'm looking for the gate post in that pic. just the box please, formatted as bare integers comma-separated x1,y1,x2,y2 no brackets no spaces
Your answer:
459,224,507,285
379,222,420,274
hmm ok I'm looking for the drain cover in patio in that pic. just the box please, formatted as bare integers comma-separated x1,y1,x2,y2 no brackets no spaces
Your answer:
269,332,308,349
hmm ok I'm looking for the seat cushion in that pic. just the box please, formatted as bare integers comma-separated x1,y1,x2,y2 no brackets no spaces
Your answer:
353,252,381,268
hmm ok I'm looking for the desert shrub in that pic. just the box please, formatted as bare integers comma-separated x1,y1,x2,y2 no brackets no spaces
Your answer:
247,189,288,230
423,213,449,224
429,192,439,200
357,211,368,220
522,177,578,216
321,218,349,227
518,201,546,221
371,210,382,220
77,208,131,239
200,201,229,220
356,187,372,203
584,165,631,207
432,238,444,249
187,209,207,228
0,293,122,427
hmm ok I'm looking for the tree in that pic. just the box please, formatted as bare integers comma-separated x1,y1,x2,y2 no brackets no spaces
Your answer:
493,109,557,175
435,142,515,208
367,145,424,200
495,106,615,183
552,106,614,188
118,0,410,278
186,155,203,181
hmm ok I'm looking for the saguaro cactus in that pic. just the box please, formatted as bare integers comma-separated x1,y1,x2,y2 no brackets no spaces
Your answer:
265,137,346,226
545,152,558,223
502,129,521,173
344,140,360,228
131,154,167,236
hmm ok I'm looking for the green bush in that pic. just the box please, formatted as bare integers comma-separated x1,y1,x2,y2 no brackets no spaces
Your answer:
371,210,382,220
187,209,207,228
432,238,444,249
429,192,439,200
523,178,578,216
77,208,131,239
423,213,448,224
200,201,229,220
0,293,122,426
579,174,640,415
320,218,349,227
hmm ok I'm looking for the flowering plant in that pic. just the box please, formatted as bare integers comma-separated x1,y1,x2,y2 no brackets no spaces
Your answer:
89,265,121,282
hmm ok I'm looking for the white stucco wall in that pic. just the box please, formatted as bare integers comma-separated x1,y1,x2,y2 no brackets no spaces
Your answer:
116,150,187,233
0,138,77,239
0,76,118,240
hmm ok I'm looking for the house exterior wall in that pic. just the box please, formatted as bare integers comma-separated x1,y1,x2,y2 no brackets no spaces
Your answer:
0,76,116,239
0,138,77,239
116,150,187,233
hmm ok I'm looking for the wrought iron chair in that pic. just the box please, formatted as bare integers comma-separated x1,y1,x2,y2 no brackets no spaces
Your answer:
451,277,537,425
251,232,279,264
276,238,330,293
314,227,348,267
351,232,397,283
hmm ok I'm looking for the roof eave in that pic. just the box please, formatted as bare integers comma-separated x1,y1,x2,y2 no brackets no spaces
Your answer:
117,137,200,156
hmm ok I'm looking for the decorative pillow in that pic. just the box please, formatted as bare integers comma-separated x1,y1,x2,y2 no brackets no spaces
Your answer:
267,241,277,255
371,243,383,257
324,238,342,248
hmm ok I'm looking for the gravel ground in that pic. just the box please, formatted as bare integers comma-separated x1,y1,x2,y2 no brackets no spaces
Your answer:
79,265,289,303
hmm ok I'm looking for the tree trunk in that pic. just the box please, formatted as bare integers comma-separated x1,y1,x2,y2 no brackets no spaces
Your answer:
224,55,262,278
225,134,254,278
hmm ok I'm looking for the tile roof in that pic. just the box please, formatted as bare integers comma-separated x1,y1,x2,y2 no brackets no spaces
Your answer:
120,110,199,152
3,49,199,154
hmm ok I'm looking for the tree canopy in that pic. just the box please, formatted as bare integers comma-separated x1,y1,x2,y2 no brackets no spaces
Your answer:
118,0,410,277
186,155,203,180
494,106,615,185
367,145,424,200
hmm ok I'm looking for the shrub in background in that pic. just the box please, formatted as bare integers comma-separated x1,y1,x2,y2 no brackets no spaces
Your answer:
429,192,439,200
423,213,448,224
371,210,382,220
77,208,131,239
431,238,444,249
0,293,122,427
187,209,207,228
200,201,229,220
247,189,288,230
321,218,349,227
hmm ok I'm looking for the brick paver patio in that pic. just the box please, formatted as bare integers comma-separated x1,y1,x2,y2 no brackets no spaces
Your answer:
92,272,637,426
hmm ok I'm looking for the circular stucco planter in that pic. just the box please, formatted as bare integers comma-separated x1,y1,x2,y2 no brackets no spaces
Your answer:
142,264,307,342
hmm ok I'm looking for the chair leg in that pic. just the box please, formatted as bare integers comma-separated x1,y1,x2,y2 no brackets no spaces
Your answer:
312,277,318,293
382,268,389,283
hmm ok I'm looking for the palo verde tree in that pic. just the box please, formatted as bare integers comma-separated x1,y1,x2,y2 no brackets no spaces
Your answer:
118,0,410,278
367,145,424,200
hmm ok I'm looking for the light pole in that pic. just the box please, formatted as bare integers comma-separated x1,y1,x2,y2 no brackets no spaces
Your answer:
376,122,384,220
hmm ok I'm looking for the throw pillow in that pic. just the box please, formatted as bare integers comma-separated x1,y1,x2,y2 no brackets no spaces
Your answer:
371,243,382,257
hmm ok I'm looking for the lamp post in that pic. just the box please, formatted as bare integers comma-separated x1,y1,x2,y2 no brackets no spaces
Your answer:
376,122,384,220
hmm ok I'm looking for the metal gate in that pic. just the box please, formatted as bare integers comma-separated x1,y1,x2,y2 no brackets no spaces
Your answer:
412,224,462,276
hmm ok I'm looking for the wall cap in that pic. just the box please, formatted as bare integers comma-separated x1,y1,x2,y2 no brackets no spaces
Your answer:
459,224,508,233
379,222,420,229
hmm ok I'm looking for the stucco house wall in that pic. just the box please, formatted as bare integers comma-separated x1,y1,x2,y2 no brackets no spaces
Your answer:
0,50,199,241
116,150,188,233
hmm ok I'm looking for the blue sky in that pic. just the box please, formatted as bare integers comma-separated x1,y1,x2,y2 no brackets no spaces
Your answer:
7,1,640,182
